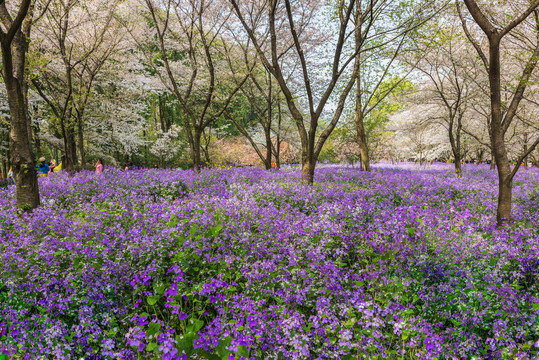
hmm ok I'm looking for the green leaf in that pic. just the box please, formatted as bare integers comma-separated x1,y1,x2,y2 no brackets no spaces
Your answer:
344,318,356,328
186,318,204,333
92,258,104,271
178,235,185,247
236,345,249,358
190,225,198,237
73,256,83,268
147,295,160,306
146,342,158,352
216,336,232,359
402,329,410,340
169,214,179,227
147,322,161,336
177,332,196,356
197,348,221,360
212,225,223,236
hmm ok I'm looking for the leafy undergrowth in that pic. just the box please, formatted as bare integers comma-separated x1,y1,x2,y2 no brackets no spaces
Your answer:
1,164,539,359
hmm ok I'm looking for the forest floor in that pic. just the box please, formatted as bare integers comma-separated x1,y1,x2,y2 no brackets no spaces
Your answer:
1,163,539,359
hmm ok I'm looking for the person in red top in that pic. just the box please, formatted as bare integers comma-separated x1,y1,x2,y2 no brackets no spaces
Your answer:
95,159,104,174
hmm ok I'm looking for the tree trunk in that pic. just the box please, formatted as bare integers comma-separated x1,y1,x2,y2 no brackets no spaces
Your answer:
488,37,513,225
265,73,273,170
490,150,496,170
2,45,40,209
476,149,484,164
63,123,77,172
1,12,40,208
275,139,281,169
265,128,272,170
201,129,211,165
454,152,462,176
158,94,166,132
275,97,282,169
77,117,85,168
523,132,528,168
193,129,202,172
354,3,370,172
301,156,315,184
497,175,512,224
355,91,370,172
449,128,461,176
1,158,6,179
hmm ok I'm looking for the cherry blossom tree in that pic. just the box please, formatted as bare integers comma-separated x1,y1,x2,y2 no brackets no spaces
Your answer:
457,0,539,224
229,0,363,183
31,0,129,170
137,0,250,172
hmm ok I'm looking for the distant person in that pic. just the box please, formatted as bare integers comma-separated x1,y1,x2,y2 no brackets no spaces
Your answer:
7,166,14,185
95,159,104,174
124,163,129,171
37,157,50,176
48,159,57,174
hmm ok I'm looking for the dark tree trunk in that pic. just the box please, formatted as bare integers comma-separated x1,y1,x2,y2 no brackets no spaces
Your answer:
497,175,512,224
301,156,315,184
265,74,273,170
448,119,462,176
488,38,513,224
356,114,370,171
62,121,77,172
523,132,528,168
0,0,39,209
201,129,211,165
476,149,484,164
193,129,202,172
454,152,462,175
355,30,370,172
1,40,40,209
275,98,282,169
264,128,272,170
1,157,6,179
301,134,316,183
275,139,281,169
77,117,85,168
158,94,166,132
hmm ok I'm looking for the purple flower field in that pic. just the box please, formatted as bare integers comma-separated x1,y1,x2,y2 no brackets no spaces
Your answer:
1,164,539,359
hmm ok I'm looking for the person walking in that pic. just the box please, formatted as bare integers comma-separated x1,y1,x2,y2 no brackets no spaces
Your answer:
48,159,57,174
95,159,104,174
37,157,50,177
7,166,14,185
